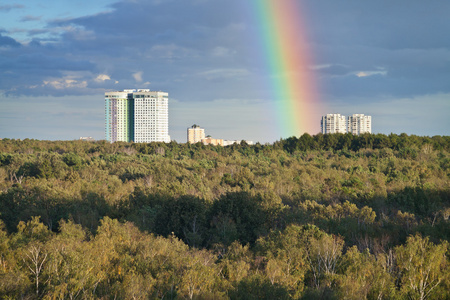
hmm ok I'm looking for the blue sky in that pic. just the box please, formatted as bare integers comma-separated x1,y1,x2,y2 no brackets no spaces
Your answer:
1,0,449,143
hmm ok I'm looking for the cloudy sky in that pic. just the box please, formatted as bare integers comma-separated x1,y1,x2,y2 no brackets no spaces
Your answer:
1,0,449,143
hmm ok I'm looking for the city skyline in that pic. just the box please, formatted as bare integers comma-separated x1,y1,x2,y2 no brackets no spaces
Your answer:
1,0,449,143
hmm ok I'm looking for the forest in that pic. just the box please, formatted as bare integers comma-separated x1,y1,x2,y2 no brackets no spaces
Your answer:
0,133,449,299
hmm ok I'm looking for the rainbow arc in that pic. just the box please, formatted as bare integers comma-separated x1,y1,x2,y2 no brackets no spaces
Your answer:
249,0,319,137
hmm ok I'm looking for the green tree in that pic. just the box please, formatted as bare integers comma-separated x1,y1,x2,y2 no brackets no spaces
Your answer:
396,234,449,300
230,274,290,300
304,229,344,289
336,246,396,300
44,220,102,299
179,249,218,299
257,225,309,297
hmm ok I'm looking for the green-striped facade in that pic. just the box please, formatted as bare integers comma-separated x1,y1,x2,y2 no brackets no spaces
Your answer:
105,91,134,142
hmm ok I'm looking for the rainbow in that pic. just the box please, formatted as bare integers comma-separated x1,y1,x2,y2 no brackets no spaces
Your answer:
247,0,320,137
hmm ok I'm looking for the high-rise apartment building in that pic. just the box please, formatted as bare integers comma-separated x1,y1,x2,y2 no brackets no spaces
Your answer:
321,114,347,134
348,114,372,135
187,124,205,143
105,89,170,143
133,90,170,143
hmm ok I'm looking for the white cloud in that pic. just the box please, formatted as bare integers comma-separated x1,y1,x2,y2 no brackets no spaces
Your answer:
355,70,387,77
94,74,111,82
43,77,88,89
133,71,143,82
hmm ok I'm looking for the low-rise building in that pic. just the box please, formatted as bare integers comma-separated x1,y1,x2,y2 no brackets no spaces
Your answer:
188,124,254,146
223,140,254,146
202,136,224,146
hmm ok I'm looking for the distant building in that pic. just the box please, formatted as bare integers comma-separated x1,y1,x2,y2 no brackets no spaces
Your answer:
321,113,372,135
187,124,205,143
187,124,254,146
321,114,347,134
105,89,170,143
79,137,95,141
202,136,224,146
348,114,372,135
223,140,254,146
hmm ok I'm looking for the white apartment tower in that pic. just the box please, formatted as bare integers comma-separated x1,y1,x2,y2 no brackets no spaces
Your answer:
105,89,170,143
321,114,347,134
133,90,170,143
348,114,372,135
187,124,205,143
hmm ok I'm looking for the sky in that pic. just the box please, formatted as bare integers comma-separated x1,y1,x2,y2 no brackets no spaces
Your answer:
0,0,449,143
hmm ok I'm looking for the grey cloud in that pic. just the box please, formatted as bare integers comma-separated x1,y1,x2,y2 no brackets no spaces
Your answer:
307,0,450,100
306,0,450,50
0,4,24,12
2,0,450,105
0,34,21,47
52,0,244,52
2,0,251,98
37,0,249,97
20,15,42,22
316,64,352,77
315,44,450,99
0,41,96,96
0,52,93,71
